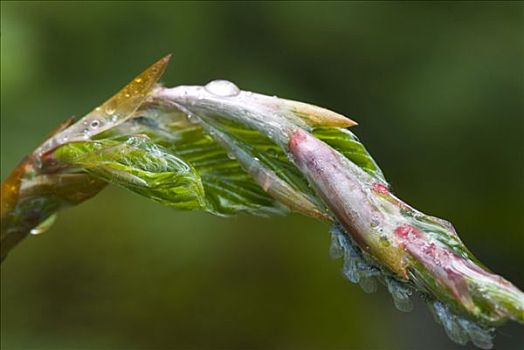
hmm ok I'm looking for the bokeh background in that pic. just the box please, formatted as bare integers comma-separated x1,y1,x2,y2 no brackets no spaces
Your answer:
1,2,523,349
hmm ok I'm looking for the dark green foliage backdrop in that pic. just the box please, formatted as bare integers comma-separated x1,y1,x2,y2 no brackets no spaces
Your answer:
1,2,523,349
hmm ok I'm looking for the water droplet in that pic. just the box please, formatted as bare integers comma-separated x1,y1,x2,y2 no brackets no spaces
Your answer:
342,256,360,283
330,224,384,293
432,301,468,345
329,226,344,259
359,276,377,293
429,301,493,348
227,153,236,160
385,277,413,312
186,114,200,124
90,120,101,129
458,318,494,349
204,80,240,97
30,214,57,235
82,129,91,139
106,108,116,115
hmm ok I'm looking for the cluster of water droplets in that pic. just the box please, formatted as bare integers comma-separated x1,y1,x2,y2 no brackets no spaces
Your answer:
329,224,413,308
430,301,494,349
330,224,379,292
75,106,123,140
330,224,495,348
35,108,114,160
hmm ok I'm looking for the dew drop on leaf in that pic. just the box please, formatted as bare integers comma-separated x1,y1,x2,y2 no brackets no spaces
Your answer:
205,80,240,97
429,301,494,349
359,276,378,293
385,277,413,312
90,120,101,129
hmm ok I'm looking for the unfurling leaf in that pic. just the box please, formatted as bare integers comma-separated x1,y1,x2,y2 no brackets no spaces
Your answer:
2,56,522,350
54,137,206,210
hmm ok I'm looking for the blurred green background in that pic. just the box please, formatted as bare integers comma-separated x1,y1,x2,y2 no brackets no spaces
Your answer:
1,1,523,349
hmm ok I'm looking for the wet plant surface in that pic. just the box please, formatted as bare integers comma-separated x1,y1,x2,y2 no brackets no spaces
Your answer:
2,3,523,349
2,55,522,349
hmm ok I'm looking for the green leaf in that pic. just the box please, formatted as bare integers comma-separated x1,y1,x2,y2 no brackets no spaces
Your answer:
96,109,387,218
312,127,387,184
54,137,206,210
164,125,286,216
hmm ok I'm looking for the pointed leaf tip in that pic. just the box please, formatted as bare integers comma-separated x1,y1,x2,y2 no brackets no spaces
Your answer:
282,99,358,128
35,54,173,157
159,53,173,65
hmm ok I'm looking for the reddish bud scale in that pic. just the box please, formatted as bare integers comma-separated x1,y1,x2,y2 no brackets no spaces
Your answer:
394,223,519,319
395,224,471,303
372,182,390,195
290,128,524,327
289,129,375,249
289,129,406,276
